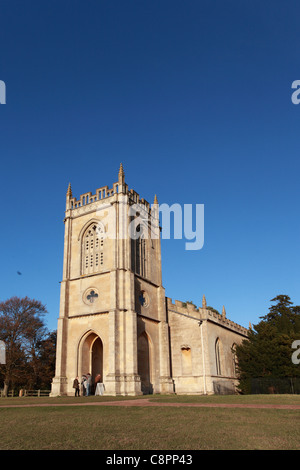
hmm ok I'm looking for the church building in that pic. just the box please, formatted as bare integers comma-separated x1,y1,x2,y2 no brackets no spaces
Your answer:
51,165,248,396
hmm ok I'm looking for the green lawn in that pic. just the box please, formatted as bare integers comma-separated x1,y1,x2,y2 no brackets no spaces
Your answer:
150,393,300,405
0,394,299,450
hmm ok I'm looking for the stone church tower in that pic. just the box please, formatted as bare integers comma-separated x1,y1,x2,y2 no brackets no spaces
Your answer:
51,165,248,396
51,164,173,396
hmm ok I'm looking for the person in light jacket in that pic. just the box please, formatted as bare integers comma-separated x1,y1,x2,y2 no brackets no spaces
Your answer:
81,375,87,396
86,373,92,396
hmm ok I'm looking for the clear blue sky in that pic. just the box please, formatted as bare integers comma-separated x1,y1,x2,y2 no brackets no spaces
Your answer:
1,0,300,331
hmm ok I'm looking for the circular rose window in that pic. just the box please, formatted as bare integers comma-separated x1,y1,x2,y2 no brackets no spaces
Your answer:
139,291,149,308
83,288,99,305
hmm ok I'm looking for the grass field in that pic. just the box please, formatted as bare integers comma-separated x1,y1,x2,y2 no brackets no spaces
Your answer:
0,394,299,450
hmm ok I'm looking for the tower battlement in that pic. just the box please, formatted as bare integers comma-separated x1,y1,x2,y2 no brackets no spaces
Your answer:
69,182,120,209
66,164,152,212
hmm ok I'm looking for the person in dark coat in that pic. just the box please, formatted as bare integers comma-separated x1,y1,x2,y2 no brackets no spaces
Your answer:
73,376,80,397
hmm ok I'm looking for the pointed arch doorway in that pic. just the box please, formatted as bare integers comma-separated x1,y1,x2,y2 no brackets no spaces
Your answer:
91,337,103,380
137,332,153,394
79,332,103,389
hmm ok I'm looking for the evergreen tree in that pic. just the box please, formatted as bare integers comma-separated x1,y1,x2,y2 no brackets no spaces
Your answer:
236,295,300,393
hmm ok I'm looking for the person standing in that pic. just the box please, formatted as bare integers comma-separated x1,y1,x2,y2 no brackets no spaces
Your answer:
86,373,92,396
73,377,80,397
81,375,87,396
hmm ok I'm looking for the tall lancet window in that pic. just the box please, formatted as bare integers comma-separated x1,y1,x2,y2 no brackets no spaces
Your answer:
133,225,146,277
215,338,222,376
82,222,105,275
132,224,146,277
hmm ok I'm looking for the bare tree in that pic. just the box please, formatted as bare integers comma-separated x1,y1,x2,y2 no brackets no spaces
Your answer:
0,296,47,396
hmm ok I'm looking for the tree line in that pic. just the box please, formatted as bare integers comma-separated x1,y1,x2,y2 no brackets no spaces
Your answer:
0,296,56,396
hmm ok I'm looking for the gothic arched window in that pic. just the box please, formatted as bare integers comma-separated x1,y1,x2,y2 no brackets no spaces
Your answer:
215,338,222,376
132,224,146,277
82,222,105,275
232,343,238,377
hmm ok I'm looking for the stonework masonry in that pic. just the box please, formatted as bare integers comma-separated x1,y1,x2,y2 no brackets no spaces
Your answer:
51,165,248,397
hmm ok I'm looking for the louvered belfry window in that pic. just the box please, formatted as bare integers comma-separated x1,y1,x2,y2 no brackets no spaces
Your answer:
82,223,104,275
